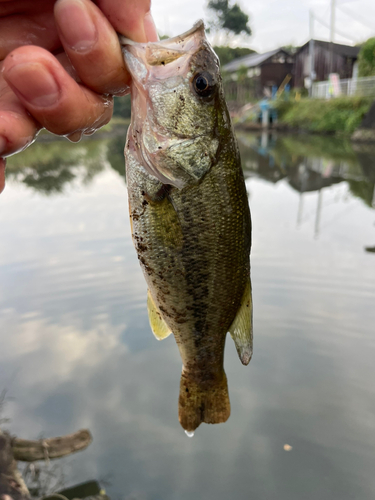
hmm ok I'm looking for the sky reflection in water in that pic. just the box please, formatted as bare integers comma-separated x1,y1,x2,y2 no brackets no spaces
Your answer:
1,131,375,500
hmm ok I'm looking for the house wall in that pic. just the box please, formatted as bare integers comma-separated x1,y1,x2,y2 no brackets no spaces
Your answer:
223,61,294,103
294,44,356,88
261,62,294,90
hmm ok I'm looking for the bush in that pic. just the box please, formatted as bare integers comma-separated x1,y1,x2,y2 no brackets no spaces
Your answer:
274,96,373,134
358,38,375,77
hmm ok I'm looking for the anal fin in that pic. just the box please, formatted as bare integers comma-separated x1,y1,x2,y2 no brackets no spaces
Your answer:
229,278,253,365
147,290,172,341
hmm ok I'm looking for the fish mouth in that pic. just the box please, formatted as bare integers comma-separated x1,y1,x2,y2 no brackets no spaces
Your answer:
147,20,205,47
119,20,205,63
120,20,209,81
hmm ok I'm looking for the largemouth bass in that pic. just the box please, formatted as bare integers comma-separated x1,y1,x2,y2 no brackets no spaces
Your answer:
121,21,252,432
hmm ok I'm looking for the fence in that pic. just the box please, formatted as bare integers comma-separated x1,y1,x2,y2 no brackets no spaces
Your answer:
312,76,375,99
223,80,259,106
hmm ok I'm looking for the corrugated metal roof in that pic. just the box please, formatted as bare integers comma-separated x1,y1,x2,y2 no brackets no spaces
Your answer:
223,49,282,72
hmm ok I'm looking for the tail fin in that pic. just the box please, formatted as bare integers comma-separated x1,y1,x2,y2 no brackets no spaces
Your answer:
178,370,230,432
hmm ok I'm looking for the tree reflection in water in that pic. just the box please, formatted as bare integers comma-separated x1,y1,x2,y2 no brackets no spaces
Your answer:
5,130,375,207
4,129,375,248
6,138,107,195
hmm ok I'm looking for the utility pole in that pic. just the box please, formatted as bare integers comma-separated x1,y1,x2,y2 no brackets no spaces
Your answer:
330,0,336,42
329,0,336,74
309,10,315,97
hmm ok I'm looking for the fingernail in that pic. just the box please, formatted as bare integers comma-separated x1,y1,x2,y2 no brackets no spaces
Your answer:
144,12,159,42
0,136,6,157
55,0,97,52
7,62,60,107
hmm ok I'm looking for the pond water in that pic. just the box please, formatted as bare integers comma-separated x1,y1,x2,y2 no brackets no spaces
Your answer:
1,130,375,500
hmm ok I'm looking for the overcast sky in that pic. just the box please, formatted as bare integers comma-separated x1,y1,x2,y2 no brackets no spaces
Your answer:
151,0,375,53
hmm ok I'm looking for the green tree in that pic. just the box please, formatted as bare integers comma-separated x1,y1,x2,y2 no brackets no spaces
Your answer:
213,46,255,66
207,0,251,36
358,37,375,77
281,44,299,55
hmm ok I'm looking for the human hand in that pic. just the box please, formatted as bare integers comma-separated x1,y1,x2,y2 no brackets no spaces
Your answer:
0,0,158,193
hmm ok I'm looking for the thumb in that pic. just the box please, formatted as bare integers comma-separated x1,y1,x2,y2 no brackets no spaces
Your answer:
94,0,159,42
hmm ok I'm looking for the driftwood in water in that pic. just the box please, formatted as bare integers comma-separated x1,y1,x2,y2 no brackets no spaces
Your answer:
12,430,92,462
0,429,92,500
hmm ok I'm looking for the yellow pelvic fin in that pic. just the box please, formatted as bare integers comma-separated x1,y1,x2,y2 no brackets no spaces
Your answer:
147,290,172,341
228,278,253,365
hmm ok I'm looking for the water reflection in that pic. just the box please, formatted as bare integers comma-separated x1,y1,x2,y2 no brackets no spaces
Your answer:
237,132,375,243
7,129,374,247
6,137,109,195
1,131,375,500
238,131,375,206
6,130,375,212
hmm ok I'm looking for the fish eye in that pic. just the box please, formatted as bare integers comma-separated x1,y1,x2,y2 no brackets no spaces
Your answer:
192,72,216,98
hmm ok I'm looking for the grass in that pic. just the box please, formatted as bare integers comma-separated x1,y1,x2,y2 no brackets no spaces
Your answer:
274,96,373,135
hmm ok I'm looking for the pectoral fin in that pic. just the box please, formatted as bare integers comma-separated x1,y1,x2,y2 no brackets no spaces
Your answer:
229,279,253,365
147,290,172,341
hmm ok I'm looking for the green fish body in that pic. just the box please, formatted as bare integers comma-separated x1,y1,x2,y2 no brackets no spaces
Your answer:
122,21,252,432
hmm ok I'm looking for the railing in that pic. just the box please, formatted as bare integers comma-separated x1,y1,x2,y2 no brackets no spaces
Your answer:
312,76,375,99
223,80,258,105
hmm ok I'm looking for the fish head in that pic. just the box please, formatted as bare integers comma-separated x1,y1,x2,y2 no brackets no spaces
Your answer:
122,21,231,189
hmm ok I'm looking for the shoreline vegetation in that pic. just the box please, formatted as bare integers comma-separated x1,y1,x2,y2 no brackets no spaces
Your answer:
36,93,375,144
234,96,375,141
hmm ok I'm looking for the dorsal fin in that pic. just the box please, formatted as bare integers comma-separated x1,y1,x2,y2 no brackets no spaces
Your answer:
228,278,253,365
147,290,172,341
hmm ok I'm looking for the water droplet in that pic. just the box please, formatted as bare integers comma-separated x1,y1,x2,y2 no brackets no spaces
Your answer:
185,430,194,438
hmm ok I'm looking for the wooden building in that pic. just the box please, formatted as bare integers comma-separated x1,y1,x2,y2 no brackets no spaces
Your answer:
294,40,360,88
223,49,294,98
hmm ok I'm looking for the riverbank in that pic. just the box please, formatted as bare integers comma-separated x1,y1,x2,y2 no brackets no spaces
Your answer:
235,96,374,139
